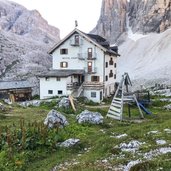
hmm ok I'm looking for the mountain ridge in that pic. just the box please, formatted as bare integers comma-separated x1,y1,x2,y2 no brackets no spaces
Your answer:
92,0,171,88
0,0,60,94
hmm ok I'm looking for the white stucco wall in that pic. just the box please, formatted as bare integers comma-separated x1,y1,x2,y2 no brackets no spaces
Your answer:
40,32,118,102
52,34,104,83
104,54,117,97
39,77,69,99
83,89,103,103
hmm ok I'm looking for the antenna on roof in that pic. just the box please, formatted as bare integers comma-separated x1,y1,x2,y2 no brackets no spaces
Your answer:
75,20,78,28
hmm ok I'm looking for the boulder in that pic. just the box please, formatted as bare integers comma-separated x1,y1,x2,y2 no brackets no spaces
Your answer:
19,100,41,107
44,109,68,128
119,140,144,152
0,103,5,111
76,110,103,124
59,138,80,148
163,104,171,110
58,97,70,108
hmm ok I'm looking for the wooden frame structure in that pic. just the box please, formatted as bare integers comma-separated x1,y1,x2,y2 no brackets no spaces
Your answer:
107,73,144,121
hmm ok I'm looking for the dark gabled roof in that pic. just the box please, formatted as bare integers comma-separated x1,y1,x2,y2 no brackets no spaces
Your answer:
48,28,120,56
86,34,106,42
38,69,85,77
0,80,32,90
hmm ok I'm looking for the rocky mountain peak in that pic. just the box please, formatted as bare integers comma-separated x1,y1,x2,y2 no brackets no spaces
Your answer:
92,0,171,44
0,0,60,94
92,0,171,87
0,0,60,41
91,0,127,43
128,0,171,34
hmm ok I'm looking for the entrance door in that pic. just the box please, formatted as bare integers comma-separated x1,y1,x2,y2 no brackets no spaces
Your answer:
81,75,85,82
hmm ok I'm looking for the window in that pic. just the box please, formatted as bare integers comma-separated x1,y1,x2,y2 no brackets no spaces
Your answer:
60,48,68,54
88,48,92,59
60,62,68,68
114,63,117,68
106,62,108,68
109,70,113,77
106,75,108,81
75,35,79,45
114,74,116,79
91,76,99,82
109,57,114,65
48,90,53,94
45,77,49,81
88,62,92,72
56,77,60,81
58,90,63,95
91,92,96,98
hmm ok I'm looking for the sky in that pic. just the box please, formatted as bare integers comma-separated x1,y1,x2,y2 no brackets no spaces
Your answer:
11,0,102,39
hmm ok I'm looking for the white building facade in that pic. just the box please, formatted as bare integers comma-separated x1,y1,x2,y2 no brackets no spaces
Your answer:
39,28,119,103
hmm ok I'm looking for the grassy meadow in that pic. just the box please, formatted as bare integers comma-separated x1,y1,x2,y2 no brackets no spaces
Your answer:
0,97,171,171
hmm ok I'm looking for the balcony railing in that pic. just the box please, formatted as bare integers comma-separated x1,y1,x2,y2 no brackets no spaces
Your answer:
78,53,97,60
70,39,79,46
67,82,81,90
83,81,104,88
84,67,97,74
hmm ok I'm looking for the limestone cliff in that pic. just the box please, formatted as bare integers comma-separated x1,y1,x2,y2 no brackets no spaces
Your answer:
92,0,171,87
0,0,60,94
92,0,171,44
128,0,171,33
91,0,127,43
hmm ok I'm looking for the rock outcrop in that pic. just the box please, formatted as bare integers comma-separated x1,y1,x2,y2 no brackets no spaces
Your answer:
128,0,171,34
0,0,60,94
91,0,127,43
44,109,69,128
92,0,171,87
92,0,171,44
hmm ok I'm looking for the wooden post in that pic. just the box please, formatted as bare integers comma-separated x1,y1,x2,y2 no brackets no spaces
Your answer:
125,84,131,118
69,95,76,111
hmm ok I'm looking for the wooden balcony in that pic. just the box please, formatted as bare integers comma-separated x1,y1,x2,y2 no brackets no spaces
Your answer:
83,81,104,89
67,82,81,90
78,53,97,60
84,67,97,74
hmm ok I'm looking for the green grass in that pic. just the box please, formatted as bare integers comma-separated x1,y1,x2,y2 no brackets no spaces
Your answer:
0,98,171,170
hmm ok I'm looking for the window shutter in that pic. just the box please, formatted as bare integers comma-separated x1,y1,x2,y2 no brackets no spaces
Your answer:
60,62,62,67
66,62,68,68
97,76,99,82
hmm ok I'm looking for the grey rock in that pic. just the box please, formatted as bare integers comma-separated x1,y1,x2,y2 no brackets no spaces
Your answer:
164,128,171,133
91,0,127,44
119,140,144,152
92,0,171,44
156,140,167,145
3,99,12,105
0,102,5,111
76,110,103,124
0,0,60,94
128,0,171,34
59,138,80,148
44,109,68,128
163,104,171,110
58,97,70,108
19,100,41,107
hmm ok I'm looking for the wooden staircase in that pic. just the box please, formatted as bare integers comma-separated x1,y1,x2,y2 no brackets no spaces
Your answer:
107,73,144,121
71,83,84,97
